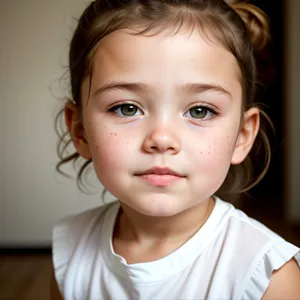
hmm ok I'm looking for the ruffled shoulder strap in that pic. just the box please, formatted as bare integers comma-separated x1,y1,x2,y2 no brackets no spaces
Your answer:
241,240,300,300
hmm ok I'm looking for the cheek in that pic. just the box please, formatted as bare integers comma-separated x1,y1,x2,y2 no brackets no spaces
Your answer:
188,131,238,185
86,133,131,193
90,133,130,171
87,129,144,194
189,126,237,157
211,135,237,160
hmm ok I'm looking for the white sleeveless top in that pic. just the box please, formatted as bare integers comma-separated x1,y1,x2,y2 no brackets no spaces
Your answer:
52,197,300,300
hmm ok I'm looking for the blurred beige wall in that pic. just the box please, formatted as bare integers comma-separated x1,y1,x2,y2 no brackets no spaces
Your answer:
0,1,115,247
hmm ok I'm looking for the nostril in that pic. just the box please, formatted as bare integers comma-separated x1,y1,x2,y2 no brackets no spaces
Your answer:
151,146,159,151
151,145,173,151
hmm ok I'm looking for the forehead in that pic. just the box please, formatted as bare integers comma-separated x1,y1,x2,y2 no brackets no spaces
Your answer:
89,28,241,99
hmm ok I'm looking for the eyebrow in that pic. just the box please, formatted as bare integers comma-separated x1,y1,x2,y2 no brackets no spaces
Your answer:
93,80,232,99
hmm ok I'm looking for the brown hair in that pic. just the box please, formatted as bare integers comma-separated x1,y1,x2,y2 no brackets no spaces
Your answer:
55,0,272,199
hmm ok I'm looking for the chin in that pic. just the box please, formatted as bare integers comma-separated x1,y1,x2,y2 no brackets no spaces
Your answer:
122,194,189,217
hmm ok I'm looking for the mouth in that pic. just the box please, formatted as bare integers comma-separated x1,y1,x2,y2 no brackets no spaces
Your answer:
135,167,185,186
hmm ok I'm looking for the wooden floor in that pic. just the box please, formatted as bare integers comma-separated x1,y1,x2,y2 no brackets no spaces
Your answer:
0,253,52,300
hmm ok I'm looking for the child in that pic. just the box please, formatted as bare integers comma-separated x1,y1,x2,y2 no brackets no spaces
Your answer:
51,0,300,299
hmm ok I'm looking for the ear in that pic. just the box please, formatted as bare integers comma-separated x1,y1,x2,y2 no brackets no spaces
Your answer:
64,101,91,160
231,107,260,165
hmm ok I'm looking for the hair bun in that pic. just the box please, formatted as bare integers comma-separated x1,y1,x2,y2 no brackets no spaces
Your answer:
230,1,270,51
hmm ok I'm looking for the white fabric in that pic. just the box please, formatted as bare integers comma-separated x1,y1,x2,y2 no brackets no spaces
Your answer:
52,197,300,300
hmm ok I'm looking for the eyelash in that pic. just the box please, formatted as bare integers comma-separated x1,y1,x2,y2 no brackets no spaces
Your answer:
107,101,220,123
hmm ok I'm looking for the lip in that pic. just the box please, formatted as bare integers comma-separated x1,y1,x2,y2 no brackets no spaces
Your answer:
135,167,185,186
136,167,184,177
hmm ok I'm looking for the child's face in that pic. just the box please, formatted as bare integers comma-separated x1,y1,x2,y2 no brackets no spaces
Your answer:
76,28,257,216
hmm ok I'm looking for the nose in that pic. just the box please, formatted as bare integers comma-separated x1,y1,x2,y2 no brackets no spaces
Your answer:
142,127,181,154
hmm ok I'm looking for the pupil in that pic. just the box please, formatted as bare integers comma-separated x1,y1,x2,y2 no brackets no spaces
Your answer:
191,107,207,119
122,104,137,116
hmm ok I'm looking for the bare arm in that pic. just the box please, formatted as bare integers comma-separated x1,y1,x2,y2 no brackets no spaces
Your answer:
262,258,300,299
50,268,64,300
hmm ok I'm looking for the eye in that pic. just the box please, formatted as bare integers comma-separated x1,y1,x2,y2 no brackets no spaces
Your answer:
184,105,217,120
108,102,143,117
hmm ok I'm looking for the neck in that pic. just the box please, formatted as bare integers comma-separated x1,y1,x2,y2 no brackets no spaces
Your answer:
115,197,215,246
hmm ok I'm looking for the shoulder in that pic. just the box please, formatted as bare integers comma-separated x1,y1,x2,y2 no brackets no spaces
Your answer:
53,200,119,239
215,199,284,257
262,258,300,299
52,201,116,258
221,200,290,255
214,198,300,299
51,201,119,296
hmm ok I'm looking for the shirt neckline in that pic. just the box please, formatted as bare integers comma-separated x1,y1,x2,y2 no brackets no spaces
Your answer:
101,197,234,284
